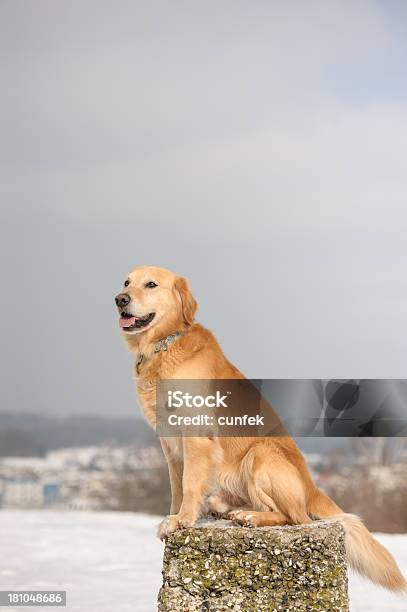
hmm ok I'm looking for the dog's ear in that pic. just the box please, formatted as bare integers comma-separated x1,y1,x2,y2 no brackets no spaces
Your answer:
174,276,198,326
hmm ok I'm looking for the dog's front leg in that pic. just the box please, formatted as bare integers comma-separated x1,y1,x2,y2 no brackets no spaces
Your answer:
160,438,183,514
158,437,216,540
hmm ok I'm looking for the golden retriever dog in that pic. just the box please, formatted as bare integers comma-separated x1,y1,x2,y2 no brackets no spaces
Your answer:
115,265,406,592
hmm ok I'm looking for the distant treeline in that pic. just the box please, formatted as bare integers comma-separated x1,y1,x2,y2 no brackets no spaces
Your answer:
0,412,156,456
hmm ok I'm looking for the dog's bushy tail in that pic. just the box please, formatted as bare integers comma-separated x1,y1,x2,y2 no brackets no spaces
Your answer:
308,488,407,592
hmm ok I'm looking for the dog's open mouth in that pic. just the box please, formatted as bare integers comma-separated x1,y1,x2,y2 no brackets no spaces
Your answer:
119,312,156,331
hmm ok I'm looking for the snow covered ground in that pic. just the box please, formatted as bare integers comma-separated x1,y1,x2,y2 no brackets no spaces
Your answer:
0,510,406,612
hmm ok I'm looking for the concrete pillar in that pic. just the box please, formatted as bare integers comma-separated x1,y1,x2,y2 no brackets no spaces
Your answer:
158,519,349,611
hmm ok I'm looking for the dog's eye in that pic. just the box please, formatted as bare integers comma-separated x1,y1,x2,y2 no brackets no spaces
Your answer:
145,281,158,289
124,279,130,287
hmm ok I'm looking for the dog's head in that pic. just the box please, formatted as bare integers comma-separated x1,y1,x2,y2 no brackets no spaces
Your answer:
115,266,198,337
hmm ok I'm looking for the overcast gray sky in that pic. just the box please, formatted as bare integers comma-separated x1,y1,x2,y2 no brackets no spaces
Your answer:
1,0,406,417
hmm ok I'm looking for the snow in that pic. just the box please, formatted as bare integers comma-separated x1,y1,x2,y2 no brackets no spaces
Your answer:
0,510,406,612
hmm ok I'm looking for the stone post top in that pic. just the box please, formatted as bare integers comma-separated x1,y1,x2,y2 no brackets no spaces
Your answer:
164,518,346,552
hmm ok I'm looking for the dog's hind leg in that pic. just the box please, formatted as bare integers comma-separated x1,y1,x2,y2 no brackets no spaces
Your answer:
239,445,312,526
229,509,289,527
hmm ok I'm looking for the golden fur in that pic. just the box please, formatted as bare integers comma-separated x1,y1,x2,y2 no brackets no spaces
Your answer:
118,265,406,592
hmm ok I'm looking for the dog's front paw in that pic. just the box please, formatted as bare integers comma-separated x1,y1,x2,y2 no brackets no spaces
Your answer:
157,514,195,540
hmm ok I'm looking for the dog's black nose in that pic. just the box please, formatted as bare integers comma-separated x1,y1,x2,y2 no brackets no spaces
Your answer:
115,293,131,308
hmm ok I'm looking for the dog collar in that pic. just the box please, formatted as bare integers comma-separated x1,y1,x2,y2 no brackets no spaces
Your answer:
136,331,182,375
154,331,182,353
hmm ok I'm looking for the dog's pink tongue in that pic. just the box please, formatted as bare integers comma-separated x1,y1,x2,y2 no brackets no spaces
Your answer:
119,316,136,328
